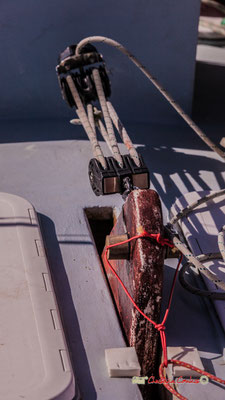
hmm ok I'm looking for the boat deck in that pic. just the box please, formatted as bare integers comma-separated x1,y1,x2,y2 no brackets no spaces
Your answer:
0,57,224,399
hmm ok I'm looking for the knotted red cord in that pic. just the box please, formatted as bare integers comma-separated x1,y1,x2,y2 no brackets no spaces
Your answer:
103,231,225,400
142,231,174,248
104,231,180,367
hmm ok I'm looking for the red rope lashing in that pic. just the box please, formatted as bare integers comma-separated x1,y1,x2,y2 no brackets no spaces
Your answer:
103,232,225,400
159,359,225,400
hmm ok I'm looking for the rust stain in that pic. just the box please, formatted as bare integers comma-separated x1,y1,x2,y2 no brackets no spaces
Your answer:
102,189,164,399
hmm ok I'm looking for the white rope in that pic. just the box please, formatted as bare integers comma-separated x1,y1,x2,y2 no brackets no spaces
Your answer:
86,103,114,152
170,189,225,225
96,119,114,152
75,36,225,291
170,190,225,293
107,101,140,167
86,103,114,157
76,36,225,161
87,103,96,133
173,235,225,292
218,226,225,263
179,252,225,299
92,68,123,167
87,100,140,168
66,76,106,169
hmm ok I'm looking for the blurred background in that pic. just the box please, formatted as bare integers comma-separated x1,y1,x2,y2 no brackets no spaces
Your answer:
0,0,201,125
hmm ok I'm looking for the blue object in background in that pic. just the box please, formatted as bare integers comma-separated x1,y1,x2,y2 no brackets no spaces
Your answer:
0,0,200,124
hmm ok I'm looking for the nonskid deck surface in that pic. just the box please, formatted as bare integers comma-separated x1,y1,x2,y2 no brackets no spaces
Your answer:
0,118,224,399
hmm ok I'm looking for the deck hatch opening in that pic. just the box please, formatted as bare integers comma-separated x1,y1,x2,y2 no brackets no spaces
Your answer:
84,207,116,256
84,206,128,342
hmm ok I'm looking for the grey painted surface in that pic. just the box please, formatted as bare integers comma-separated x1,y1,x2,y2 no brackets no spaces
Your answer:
0,0,200,123
0,116,224,399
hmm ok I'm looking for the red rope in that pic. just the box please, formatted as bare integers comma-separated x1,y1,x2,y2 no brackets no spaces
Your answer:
103,231,225,400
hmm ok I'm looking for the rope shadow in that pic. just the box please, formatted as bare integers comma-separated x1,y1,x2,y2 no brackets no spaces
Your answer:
136,145,225,209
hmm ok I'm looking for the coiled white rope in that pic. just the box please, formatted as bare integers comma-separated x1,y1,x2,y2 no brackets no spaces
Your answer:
170,188,225,225
76,36,225,161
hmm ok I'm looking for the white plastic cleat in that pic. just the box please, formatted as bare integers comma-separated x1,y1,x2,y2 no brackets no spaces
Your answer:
167,347,204,379
105,347,141,377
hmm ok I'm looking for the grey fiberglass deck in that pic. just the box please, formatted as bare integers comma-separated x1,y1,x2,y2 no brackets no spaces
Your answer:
0,109,224,399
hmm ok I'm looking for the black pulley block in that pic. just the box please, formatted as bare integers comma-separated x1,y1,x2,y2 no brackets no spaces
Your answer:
88,154,150,196
56,44,111,107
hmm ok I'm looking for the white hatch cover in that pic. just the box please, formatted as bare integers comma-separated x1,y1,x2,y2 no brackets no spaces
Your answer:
0,193,75,400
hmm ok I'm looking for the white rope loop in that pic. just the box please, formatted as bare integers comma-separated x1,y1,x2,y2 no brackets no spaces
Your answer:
76,36,225,161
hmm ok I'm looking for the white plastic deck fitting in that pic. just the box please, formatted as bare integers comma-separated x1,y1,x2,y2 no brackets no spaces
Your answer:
105,347,141,377
167,347,204,379
0,193,75,400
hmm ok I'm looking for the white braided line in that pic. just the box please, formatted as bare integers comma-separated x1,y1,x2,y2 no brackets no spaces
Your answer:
218,226,225,263
76,36,225,290
173,236,225,291
86,103,114,154
66,76,106,169
200,19,225,36
76,36,225,161
170,189,225,225
92,68,123,167
87,103,113,156
96,119,114,152
87,103,96,133
170,189,225,292
107,101,140,167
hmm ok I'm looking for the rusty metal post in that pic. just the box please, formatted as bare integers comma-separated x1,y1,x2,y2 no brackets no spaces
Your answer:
102,189,164,396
